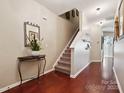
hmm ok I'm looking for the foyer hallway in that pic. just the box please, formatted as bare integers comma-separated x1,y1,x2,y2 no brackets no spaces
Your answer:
3,63,119,93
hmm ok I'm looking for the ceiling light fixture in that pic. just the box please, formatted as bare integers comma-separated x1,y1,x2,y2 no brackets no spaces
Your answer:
100,21,102,24
96,8,100,11
96,8,101,15
96,19,106,26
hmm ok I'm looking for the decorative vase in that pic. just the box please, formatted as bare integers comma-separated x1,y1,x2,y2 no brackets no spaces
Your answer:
31,51,40,56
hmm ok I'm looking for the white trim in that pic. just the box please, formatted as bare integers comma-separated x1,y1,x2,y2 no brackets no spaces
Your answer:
53,30,79,68
0,80,30,93
113,67,123,93
0,68,54,93
70,63,90,78
43,68,54,75
91,60,101,62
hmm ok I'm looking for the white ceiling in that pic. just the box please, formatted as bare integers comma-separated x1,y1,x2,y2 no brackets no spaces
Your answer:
36,0,120,24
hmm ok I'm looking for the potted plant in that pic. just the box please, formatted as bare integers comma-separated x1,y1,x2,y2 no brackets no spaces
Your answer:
30,35,42,56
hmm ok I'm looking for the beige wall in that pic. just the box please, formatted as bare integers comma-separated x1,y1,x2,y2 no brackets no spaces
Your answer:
0,0,74,88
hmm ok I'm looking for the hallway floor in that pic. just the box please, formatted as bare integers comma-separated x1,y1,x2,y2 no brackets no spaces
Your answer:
3,63,119,93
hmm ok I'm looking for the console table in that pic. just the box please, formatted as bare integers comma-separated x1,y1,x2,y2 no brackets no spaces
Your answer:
17,55,46,84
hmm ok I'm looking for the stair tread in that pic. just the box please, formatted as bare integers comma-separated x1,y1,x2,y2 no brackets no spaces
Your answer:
61,56,70,59
65,49,71,51
55,68,70,75
67,48,70,50
58,61,70,65
63,54,71,56
55,65,70,71
58,60,71,64
63,52,71,54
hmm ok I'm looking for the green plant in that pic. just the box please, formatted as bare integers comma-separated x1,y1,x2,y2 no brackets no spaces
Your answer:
30,35,41,51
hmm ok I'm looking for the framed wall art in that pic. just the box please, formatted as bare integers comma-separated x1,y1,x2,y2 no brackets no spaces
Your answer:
24,22,40,47
118,0,124,39
72,10,75,17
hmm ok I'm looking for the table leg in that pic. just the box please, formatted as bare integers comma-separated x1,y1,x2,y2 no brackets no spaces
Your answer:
18,62,22,84
42,58,46,75
38,61,41,78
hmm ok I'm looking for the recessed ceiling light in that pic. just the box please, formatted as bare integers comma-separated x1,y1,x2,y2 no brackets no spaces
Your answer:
96,19,106,25
96,8,101,14
96,8,100,11
100,22,102,24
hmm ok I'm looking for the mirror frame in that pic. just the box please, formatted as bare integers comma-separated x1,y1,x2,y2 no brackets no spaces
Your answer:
24,21,40,47
118,0,124,39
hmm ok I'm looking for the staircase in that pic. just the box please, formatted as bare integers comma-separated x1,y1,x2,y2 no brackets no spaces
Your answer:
55,28,79,75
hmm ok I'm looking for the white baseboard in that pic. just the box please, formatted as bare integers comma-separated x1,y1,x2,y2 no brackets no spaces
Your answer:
0,82,21,93
91,60,101,62
0,68,54,93
70,63,90,78
113,67,123,93
43,68,54,75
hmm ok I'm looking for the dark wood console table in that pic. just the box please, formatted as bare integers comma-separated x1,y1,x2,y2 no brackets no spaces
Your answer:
17,55,46,84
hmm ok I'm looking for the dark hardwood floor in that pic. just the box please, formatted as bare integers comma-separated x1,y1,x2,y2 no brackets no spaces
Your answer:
3,63,119,93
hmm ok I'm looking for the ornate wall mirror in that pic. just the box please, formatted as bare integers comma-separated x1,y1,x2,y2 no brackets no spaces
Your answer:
24,22,40,47
72,10,75,17
118,0,124,38
76,9,79,16
65,12,70,20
